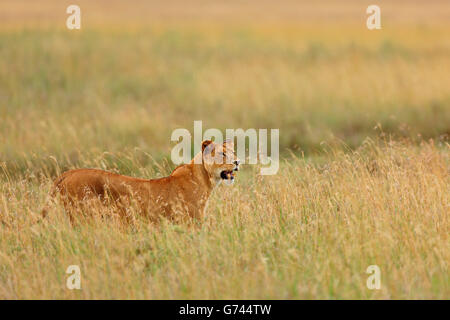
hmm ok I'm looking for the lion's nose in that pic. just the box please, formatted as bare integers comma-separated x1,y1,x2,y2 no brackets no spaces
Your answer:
234,160,240,166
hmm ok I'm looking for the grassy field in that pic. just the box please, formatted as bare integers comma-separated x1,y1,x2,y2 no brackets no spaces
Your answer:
0,0,449,299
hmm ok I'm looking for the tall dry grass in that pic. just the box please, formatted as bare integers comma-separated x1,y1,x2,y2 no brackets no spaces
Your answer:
0,139,448,299
0,0,449,299
1,0,449,174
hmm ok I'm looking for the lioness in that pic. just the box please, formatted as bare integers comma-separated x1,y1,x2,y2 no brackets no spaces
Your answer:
42,140,240,223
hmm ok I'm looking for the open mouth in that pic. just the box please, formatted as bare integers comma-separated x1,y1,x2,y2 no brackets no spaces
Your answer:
220,170,235,181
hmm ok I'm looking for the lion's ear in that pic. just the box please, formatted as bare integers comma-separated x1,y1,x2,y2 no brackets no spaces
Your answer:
202,140,213,153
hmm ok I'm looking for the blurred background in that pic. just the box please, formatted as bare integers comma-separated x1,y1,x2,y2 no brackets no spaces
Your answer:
1,0,449,174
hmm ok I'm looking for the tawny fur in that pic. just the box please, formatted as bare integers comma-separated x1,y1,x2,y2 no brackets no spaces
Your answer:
42,140,239,223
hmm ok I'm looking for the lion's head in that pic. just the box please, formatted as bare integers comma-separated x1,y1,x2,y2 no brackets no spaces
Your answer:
201,139,240,185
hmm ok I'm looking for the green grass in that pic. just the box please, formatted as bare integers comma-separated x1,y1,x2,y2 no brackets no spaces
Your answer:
1,27,449,170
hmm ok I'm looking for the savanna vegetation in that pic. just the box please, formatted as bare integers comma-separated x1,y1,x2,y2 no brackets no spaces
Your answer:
0,0,448,299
